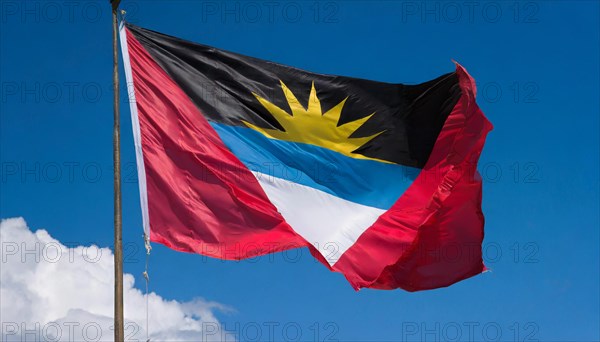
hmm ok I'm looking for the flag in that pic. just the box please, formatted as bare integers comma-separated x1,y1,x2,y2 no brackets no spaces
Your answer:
120,22,493,291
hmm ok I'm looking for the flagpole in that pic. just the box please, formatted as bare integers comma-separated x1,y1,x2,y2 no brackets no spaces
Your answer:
111,0,124,341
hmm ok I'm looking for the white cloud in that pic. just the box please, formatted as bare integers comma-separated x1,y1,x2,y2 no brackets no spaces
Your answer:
0,217,233,342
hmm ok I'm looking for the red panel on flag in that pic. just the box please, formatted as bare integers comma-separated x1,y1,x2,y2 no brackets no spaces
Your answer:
330,65,492,290
124,29,308,259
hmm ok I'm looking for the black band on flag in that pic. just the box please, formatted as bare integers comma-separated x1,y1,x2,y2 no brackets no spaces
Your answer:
126,23,461,168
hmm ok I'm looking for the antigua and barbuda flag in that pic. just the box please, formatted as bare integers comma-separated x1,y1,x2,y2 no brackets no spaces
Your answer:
120,22,493,291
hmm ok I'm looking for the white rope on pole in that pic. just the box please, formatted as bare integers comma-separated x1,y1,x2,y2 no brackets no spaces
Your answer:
143,233,152,342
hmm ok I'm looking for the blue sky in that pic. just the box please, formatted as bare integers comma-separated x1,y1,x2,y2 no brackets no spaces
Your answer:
1,1,598,341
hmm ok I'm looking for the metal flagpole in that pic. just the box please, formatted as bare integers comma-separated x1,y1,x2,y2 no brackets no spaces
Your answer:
111,0,124,341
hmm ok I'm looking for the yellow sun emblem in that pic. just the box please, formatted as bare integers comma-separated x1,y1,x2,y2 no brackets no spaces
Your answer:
243,80,384,161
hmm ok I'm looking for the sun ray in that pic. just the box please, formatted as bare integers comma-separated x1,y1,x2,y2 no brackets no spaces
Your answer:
307,82,322,117
279,80,305,115
324,97,347,119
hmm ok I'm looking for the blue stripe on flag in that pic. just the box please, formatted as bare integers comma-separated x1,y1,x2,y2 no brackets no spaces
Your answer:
211,123,420,210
